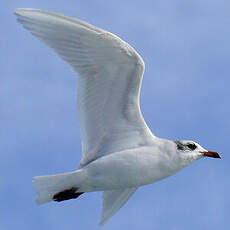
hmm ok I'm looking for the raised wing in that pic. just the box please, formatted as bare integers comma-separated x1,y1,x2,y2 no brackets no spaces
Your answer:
100,187,137,225
15,8,155,167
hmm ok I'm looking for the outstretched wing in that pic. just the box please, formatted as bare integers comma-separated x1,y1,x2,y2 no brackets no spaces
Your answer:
15,8,155,167
100,188,137,225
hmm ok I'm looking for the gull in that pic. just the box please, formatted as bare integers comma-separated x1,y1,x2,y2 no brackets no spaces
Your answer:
15,8,221,225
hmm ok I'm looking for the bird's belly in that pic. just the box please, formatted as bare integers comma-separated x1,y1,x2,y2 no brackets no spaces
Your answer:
81,148,177,192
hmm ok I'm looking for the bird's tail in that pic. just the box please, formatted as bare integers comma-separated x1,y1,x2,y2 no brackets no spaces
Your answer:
33,170,86,204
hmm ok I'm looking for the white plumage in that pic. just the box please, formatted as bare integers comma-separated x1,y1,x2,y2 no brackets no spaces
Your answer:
15,8,220,225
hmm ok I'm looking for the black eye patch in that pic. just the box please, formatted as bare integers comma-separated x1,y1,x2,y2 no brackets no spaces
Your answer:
174,141,197,151
174,141,185,150
187,143,197,150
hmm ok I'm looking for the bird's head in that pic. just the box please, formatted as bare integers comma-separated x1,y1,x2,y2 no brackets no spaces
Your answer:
174,140,221,165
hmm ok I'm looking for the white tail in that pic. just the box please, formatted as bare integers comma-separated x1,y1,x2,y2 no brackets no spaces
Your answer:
33,170,85,205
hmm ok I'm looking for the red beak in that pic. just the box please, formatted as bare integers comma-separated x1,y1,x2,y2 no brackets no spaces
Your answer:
200,151,221,159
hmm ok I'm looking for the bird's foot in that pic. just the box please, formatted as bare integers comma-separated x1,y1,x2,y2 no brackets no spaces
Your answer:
53,187,84,202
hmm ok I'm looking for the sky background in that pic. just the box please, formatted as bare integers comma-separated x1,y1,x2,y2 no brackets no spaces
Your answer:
1,0,229,229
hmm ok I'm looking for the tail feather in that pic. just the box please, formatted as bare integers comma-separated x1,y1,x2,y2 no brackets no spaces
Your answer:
33,170,85,205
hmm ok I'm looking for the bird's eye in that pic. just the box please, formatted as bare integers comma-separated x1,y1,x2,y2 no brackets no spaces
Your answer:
187,143,197,150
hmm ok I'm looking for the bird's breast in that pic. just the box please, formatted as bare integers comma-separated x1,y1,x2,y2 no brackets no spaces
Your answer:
83,147,178,191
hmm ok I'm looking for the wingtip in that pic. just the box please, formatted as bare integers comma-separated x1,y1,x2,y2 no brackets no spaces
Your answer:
14,8,28,15
14,8,21,16
14,8,40,16
98,220,105,226
98,215,109,226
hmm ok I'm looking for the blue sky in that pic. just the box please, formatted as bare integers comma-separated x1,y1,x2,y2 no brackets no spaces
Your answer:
1,0,229,229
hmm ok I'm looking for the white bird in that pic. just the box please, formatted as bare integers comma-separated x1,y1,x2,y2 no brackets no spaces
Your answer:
15,8,221,225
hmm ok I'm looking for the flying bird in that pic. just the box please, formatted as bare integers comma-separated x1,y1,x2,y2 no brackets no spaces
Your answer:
15,8,221,225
